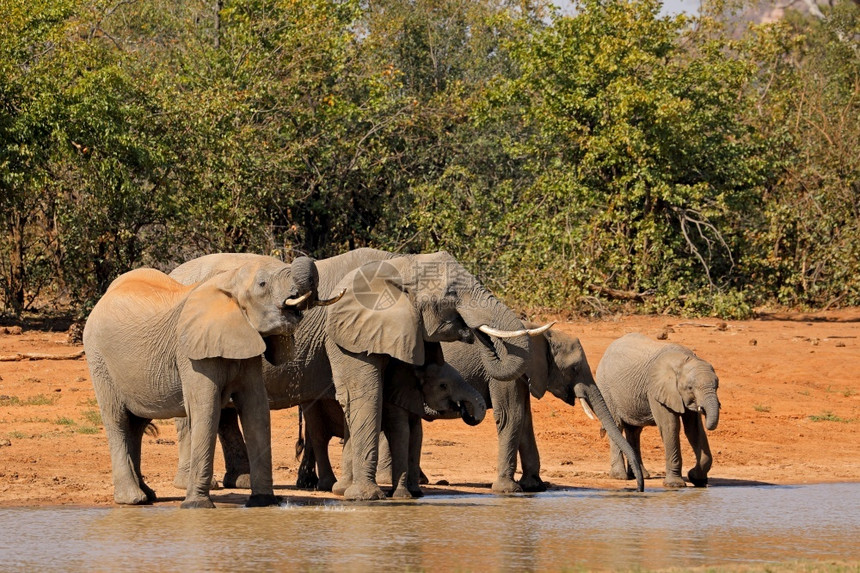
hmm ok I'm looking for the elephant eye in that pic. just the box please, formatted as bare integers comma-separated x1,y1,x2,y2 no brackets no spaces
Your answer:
258,281,267,288
440,383,448,391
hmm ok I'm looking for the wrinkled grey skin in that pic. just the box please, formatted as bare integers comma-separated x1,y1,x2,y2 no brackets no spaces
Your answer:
596,333,720,488
83,257,318,508
170,248,530,501
298,341,486,498
440,325,646,493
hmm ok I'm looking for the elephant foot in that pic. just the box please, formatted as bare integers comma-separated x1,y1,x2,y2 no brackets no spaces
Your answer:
222,472,251,489
246,494,282,507
419,469,429,485
492,477,523,494
296,470,319,491
688,469,708,488
344,482,386,501
173,473,188,490
663,475,687,488
609,467,630,481
408,487,424,498
181,497,216,509
114,481,155,505
518,474,547,493
331,479,351,496
316,474,337,492
389,485,413,499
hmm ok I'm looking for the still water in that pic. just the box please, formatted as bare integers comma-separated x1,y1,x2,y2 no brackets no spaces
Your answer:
1,483,858,572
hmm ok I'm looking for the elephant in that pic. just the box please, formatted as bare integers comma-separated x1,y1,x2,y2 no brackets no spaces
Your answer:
595,332,720,488
297,340,487,498
429,323,645,493
169,248,546,500
82,256,320,508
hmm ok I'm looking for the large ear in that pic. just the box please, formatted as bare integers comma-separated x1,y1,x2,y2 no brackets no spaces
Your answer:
525,331,550,399
652,354,685,413
177,281,265,360
326,262,424,365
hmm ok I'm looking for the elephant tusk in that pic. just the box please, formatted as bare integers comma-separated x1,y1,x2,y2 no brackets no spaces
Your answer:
313,288,347,307
478,321,556,339
580,399,597,421
284,291,312,307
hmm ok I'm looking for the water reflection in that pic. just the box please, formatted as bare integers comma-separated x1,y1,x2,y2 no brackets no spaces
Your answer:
0,484,858,571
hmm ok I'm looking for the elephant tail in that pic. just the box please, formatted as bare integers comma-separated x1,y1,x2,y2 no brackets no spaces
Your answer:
295,406,305,460
144,422,158,438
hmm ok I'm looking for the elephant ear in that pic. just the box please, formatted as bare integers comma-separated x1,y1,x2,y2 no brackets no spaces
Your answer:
652,354,685,413
177,280,265,360
326,262,424,365
525,329,551,399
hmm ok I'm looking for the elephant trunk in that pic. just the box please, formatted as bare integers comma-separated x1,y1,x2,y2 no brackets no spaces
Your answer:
454,380,486,426
290,256,319,299
580,384,645,492
701,393,720,431
458,290,530,382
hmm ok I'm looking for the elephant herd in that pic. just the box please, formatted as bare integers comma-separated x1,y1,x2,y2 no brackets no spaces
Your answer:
82,248,721,508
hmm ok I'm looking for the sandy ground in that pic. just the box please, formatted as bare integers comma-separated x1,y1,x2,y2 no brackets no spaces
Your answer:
1,310,858,507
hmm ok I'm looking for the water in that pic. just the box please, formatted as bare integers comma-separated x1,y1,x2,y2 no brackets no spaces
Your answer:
1,483,858,572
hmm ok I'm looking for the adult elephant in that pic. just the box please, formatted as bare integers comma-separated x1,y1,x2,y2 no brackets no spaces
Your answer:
439,324,646,493
298,340,487,498
170,248,545,500
595,333,720,488
82,256,319,508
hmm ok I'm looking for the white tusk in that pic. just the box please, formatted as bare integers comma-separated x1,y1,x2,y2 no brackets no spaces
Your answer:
284,291,312,307
526,321,556,336
477,321,556,338
580,399,597,421
314,288,347,307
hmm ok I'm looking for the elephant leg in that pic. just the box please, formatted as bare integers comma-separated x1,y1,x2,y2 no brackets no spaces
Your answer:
174,415,221,491
652,402,685,488
296,433,319,490
376,431,393,486
608,423,629,480
683,411,713,487
232,365,279,507
301,401,339,492
406,414,424,497
219,408,251,489
624,424,650,480
382,405,412,499
90,356,153,505
179,364,224,508
173,417,191,490
332,433,352,496
329,347,386,501
489,379,525,494
517,391,546,492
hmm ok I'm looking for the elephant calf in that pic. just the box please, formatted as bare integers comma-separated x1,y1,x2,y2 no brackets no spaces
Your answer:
596,333,721,488
299,341,486,498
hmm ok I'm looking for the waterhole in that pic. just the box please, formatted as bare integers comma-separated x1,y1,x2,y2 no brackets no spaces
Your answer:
1,483,857,571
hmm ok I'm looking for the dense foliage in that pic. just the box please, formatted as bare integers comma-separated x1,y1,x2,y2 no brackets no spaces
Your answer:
1,0,857,319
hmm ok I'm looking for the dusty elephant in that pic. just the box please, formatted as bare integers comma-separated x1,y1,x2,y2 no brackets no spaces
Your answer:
82,256,319,508
595,332,721,488
298,340,486,498
169,248,544,500
437,324,646,493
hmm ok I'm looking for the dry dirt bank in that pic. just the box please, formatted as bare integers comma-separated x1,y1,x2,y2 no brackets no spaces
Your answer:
1,311,858,507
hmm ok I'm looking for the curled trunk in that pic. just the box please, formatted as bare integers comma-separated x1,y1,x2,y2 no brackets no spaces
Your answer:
458,291,530,382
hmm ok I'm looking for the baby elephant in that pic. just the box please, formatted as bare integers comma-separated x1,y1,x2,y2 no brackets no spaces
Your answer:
596,333,720,488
